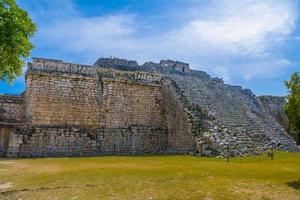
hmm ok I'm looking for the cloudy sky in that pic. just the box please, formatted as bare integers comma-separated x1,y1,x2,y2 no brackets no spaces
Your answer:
0,0,299,95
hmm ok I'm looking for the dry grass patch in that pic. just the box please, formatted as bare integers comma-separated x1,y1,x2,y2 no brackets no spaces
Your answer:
0,152,299,200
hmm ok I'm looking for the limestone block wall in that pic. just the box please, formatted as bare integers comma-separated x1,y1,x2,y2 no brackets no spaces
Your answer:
6,125,168,157
25,73,165,129
2,56,295,157
25,73,102,129
101,79,165,128
3,58,193,157
9,126,97,157
98,126,167,155
0,95,24,123
161,79,195,152
0,57,203,157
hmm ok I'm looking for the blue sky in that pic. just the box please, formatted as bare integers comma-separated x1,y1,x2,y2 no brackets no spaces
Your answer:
0,0,299,96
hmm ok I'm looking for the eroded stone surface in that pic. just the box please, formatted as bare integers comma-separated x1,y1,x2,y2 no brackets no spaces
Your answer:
258,96,290,133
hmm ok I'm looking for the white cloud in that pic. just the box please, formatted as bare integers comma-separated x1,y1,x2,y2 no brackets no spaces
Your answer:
39,15,137,51
238,58,292,80
29,0,298,81
171,0,296,57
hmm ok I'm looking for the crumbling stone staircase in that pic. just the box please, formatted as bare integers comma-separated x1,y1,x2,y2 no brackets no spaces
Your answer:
171,73,298,155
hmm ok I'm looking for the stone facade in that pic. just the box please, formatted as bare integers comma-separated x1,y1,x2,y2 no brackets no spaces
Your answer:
6,125,168,157
258,96,290,133
0,58,195,157
0,95,24,156
0,57,298,157
0,95,24,124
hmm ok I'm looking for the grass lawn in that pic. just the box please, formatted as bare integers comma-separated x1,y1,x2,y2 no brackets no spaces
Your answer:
0,151,300,200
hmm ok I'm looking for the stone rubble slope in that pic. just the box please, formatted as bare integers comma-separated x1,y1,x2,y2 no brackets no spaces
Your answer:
172,73,298,156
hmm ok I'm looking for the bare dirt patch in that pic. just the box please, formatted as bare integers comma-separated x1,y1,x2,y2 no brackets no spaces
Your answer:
0,183,13,190
0,161,16,165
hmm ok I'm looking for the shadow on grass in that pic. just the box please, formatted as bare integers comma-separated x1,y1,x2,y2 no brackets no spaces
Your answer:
287,180,300,190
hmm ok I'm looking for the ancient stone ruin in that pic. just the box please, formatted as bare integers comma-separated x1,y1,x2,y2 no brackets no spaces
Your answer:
0,57,298,157
258,96,291,134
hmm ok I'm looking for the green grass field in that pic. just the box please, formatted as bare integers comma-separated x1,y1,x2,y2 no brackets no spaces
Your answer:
0,152,300,200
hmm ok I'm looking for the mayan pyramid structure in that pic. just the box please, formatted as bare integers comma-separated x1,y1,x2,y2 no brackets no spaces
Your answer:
0,57,298,157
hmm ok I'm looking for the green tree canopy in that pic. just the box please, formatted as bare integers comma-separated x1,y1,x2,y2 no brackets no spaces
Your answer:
285,72,300,145
0,0,36,82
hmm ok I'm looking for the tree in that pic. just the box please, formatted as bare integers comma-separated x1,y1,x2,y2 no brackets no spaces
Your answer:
0,0,36,83
285,72,300,145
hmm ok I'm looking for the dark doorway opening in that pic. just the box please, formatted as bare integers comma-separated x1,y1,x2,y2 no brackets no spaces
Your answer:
0,127,13,157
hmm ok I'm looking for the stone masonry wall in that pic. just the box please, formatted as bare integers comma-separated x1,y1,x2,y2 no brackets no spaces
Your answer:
6,56,297,157
98,126,167,155
0,95,24,124
9,126,97,157
25,73,102,129
6,125,167,157
2,58,189,157
101,79,165,128
161,78,195,152
25,71,165,130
